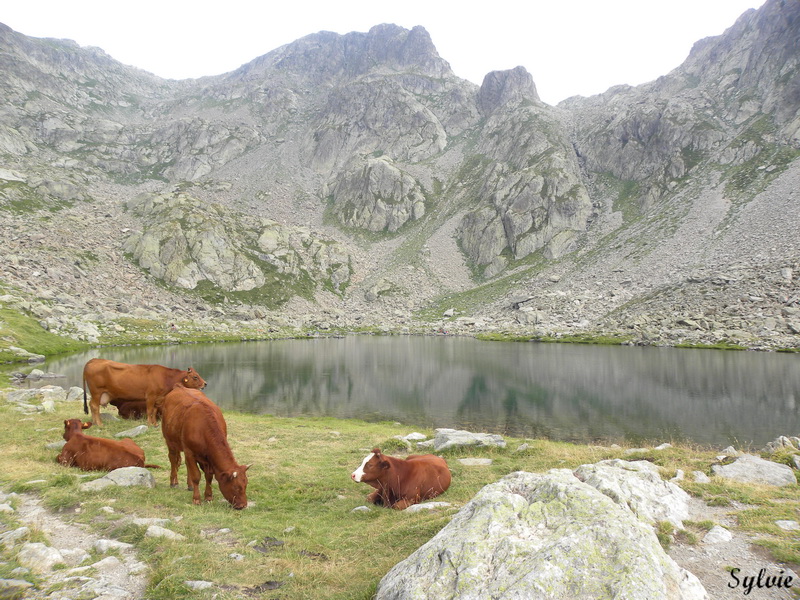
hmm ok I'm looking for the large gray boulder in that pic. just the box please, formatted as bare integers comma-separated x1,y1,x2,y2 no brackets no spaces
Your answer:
574,459,691,528
16,542,67,573
712,454,796,487
79,467,156,492
433,428,506,452
376,470,707,600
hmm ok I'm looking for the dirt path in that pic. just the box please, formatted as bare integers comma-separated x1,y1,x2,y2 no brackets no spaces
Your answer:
6,492,149,600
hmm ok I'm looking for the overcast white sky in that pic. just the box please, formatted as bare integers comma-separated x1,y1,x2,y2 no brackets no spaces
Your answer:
3,0,766,105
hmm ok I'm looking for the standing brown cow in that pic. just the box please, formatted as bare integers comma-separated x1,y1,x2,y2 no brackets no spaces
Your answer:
82,358,206,427
161,384,249,509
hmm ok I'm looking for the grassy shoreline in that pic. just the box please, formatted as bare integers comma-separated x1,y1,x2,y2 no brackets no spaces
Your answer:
1,398,799,599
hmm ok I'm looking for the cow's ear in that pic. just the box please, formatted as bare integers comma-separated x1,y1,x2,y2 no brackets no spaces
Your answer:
372,447,381,456
379,458,390,469
82,422,92,430
64,420,69,427
187,367,194,373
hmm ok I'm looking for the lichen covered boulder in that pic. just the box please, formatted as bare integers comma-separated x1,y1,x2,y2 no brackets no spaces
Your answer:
376,470,707,600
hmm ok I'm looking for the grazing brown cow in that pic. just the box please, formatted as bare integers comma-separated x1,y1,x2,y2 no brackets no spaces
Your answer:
56,419,157,471
83,358,206,427
109,399,149,420
161,384,249,509
351,448,451,510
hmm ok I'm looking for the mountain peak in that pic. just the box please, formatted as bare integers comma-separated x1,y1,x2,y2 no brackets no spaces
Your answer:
243,23,452,83
478,66,540,115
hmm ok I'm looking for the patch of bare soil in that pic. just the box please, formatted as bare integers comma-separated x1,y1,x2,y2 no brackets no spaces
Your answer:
669,497,799,600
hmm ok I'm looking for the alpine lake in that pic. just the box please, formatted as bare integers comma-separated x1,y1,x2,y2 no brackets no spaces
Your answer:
22,335,800,448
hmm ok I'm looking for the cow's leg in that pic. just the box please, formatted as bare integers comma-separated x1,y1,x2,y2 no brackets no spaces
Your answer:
145,394,159,427
89,390,110,427
201,463,214,502
166,445,182,488
391,498,415,510
183,449,202,505
365,481,386,505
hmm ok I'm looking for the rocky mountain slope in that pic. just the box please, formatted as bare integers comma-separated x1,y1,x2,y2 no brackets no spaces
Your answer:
0,0,798,351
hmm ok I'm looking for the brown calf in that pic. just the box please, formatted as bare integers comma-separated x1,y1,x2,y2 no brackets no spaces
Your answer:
83,358,206,426
56,419,156,471
351,448,451,510
109,399,149,420
161,384,249,509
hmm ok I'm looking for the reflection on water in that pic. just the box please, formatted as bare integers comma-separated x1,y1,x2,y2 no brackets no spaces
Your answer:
32,336,800,446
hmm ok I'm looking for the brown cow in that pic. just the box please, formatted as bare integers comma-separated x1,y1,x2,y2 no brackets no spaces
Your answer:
83,358,206,427
161,384,249,509
351,448,451,510
109,399,149,420
56,419,158,471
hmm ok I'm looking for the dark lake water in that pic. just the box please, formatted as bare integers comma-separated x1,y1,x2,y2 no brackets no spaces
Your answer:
22,336,800,447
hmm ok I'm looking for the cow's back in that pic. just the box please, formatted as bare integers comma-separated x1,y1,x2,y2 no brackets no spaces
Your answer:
405,454,451,496
162,386,226,451
96,360,178,396
59,436,145,470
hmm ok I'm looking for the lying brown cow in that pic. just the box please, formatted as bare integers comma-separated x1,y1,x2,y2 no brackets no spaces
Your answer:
83,358,206,427
351,448,451,510
109,399,149,420
56,419,157,471
161,384,249,509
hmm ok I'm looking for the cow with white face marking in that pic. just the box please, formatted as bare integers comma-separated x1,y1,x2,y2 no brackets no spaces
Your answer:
351,447,451,510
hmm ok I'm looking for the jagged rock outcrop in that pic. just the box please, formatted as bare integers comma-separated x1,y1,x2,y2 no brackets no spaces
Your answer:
478,66,540,116
123,192,351,301
457,67,593,274
124,193,266,292
328,157,427,232
565,0,800,209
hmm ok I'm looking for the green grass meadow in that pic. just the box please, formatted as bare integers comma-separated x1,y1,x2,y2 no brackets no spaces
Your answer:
1,399,799,599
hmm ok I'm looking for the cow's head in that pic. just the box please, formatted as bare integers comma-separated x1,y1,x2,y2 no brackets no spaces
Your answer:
217,464,250,509
351,448,389,483
182,367,207,390
62,419,92,440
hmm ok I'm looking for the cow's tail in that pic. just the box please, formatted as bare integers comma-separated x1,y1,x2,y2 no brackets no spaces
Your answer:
143,464,163,469
83,375,89,415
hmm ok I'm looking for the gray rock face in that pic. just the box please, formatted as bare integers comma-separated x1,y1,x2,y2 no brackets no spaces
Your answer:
329,157,427,232
0,578,34,597
478,66,539,116
123,191,352,299
16,542,68,573
376,470,707,600
79,467,156,492
145,525,185,541
433,428,506,451
703,525,733,544
712,454,796,486
124,192,266,292
574,459,691,528
114,425,148,438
